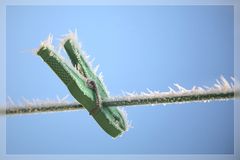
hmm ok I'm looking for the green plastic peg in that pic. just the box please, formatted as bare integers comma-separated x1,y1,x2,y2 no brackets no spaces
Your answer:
36,34,128,138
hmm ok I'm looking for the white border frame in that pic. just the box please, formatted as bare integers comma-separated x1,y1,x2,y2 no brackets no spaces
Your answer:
0,0,239,160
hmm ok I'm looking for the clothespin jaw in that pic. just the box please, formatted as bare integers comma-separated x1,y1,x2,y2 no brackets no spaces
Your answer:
36,33,128,138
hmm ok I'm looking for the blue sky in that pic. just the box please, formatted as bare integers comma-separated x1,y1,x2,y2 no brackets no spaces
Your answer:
6,6,233,154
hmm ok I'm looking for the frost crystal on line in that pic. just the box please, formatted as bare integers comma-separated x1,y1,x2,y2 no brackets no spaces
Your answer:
109,76,239,106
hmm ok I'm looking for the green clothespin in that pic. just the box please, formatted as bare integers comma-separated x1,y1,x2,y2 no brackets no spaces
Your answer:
36,33,128,138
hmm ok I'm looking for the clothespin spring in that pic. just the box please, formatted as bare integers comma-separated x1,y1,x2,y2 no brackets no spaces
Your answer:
86,79,101,116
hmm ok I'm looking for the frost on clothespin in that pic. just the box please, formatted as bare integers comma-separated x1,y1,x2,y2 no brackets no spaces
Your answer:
35,31,129,138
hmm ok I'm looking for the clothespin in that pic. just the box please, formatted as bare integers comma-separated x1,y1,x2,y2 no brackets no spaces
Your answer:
36,33,128,138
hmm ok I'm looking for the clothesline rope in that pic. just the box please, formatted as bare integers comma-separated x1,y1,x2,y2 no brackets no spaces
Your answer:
1,76,239,116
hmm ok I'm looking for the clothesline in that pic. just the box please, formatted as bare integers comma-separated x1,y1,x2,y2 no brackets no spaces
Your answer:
1,86,238,115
